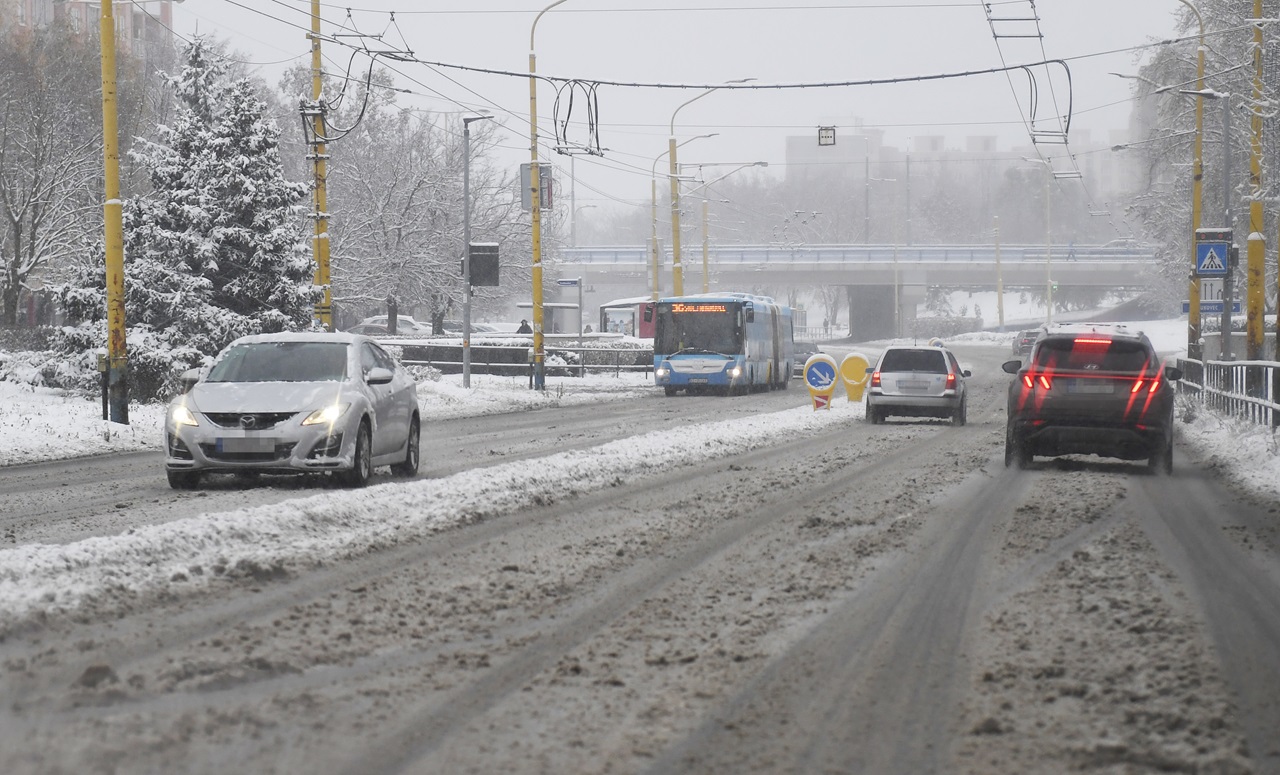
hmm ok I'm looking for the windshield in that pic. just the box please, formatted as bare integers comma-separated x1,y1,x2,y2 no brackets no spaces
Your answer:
878,349,948,374
654,302,742,355
1033,338,1153,372
207,342,349,383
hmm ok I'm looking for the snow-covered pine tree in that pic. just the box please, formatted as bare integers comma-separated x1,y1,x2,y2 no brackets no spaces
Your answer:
55,36,317,401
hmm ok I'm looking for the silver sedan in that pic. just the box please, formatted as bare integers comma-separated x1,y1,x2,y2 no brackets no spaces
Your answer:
164,332,420,489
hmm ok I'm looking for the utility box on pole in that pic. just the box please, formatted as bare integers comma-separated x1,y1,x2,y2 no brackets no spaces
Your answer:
520,164,554,210
468,243,500,287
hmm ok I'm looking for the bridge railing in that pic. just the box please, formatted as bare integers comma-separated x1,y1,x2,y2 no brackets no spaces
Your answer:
559,245,1155,265
1176,357,1280,428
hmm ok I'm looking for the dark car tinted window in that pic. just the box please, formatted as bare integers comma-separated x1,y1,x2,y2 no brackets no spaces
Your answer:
879,349,947,373
1033,337,1154,372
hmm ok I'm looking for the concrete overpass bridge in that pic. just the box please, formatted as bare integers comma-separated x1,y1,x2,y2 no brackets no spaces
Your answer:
556,244,1159,340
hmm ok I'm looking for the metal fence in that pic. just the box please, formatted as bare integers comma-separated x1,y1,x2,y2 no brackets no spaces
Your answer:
1176,358,1280,428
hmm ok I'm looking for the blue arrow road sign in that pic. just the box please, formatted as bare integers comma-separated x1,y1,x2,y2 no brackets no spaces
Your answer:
1195,242,1229,276
805,360,836,390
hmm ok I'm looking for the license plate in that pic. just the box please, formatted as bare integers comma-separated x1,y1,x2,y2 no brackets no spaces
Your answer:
689,378,709,384
897,380,930,391
217,436,278,453
1066,379,1113,394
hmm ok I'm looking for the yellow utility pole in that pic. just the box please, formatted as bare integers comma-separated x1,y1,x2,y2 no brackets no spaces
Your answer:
100,0,128,424
668,137,684,295
1246,0,1264,361
701,198,710,293
1180,0,1205,360
528,1,567,390
307,0,332,331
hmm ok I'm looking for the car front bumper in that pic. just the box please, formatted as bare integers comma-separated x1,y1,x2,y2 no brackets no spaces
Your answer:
165,420,356,475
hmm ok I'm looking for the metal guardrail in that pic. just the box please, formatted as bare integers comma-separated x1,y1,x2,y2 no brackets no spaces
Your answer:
1176,357,1280,428
397,342,653,378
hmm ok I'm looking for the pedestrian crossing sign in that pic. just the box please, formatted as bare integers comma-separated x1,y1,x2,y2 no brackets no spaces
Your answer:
1195,242,1229,276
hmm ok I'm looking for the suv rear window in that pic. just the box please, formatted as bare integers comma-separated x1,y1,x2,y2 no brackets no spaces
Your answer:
879,349,948,373
1032,337,1153,372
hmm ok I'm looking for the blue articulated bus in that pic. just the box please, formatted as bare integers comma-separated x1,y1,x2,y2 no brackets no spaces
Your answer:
653,293,795,396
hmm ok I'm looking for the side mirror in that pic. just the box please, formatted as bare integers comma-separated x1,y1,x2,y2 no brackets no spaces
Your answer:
962,370,972,378
366,366,394,385
1164,365,1184,381
178,368,201,394
1001,360,1021,374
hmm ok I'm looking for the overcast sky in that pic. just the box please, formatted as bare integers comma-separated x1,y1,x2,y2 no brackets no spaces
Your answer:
171,1,1184,216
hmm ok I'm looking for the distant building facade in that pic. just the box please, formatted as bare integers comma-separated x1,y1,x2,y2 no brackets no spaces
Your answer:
1,0,176,69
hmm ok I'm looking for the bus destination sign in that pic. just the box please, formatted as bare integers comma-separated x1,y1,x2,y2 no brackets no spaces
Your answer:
670,303,728,313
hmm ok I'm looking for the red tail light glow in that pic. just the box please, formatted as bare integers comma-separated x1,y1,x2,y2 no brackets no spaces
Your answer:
1022,375,1034,389
1148,378,1160,393
1038,375,1051,390
870,371,881,388
945,372,956,390
1021,374,1052,390
1074,337,1112,346
1130,380,1144,394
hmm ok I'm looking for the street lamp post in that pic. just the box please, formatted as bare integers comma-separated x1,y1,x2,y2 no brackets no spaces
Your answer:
461,113,492,389
684,161,768,292
668,79,752,295
527,0,568,391
651,134,717,300
1177,0,1207,360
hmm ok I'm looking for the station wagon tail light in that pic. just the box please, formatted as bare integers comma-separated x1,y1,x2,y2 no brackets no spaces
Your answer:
870,371,881,387
945,372,956,390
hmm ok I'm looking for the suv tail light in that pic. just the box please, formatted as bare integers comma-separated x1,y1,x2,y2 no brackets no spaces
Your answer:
945,372,957,390
870,370,881,388
1023,374,1052,390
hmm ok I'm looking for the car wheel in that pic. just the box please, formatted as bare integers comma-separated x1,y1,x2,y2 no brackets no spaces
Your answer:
167,469,201,490
952,398,967,427
866,405,879,425
1148,433,1173,475
1005,424,1031,469
391,416,420,477
663,386,677,397
342,421,372,488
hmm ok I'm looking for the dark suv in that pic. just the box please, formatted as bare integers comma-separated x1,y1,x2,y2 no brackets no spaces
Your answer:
1013,328,1041,357
1002,324,1182,472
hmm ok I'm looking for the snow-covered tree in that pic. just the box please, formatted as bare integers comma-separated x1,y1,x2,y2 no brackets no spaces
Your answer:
55,37,317,400
279,65,525,330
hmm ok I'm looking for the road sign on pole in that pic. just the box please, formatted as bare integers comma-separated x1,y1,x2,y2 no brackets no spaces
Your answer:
1194,228,1231,277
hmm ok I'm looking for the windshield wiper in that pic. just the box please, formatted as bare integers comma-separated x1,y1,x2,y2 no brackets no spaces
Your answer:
671,347,730,357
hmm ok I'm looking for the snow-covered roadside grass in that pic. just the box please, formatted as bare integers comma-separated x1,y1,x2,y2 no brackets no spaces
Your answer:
0,371,656,467
0,399,862,630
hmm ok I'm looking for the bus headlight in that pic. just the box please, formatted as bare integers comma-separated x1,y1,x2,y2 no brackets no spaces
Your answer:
656,363,670,378
728,365,742,378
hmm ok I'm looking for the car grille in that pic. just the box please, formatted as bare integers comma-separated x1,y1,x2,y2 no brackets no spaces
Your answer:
200,442,297,463
203,412,297,430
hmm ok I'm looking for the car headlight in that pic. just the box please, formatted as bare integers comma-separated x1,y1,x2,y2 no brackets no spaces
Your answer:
170,404,199,427
302,402,351,426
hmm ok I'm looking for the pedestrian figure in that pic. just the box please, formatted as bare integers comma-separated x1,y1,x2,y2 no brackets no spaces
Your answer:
516,319,532,334
823,317,830,337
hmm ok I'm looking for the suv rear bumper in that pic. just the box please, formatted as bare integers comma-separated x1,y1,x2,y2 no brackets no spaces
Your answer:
1011,419,1169,460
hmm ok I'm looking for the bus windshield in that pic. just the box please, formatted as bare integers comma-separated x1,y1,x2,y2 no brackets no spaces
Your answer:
655,302,742,355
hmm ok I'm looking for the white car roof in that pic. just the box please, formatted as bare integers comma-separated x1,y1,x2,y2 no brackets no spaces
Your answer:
227,331,366,347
